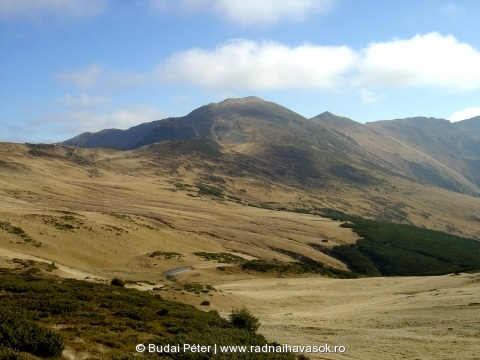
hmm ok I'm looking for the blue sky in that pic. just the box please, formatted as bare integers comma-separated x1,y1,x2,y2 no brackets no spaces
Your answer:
1,0,480,143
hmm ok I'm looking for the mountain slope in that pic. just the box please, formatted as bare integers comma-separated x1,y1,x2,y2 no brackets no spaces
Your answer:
311,112,480,195
61,120,163,149
367,116,480,190
62,96,479,196
63,97,380,188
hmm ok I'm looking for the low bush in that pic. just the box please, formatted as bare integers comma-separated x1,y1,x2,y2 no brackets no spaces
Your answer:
194,252,244,264
196,183,224,198
0,270,301,359
229,308,260,332
0,311,64,357
111,278,125,287
329,245,380,277
241,259,358,279
315,209,480,276
0,345,35,360
149,251,182,260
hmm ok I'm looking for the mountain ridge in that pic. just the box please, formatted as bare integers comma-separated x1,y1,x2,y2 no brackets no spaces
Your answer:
61,96,480,196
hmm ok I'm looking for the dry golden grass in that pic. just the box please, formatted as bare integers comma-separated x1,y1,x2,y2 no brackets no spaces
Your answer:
0,143,357,282
1,142,479,359
209,273,480,360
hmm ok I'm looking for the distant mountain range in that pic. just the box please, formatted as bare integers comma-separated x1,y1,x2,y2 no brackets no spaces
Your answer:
61,96,480,196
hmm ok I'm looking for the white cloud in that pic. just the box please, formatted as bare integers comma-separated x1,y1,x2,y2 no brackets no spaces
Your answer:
55,64,150,90
148,0,335,25
59,93,109,107
159,39,357,90
0,0,109,19
38,105,165,134
360,89,385,104
211,0,335,26
55,64,102,88
54,33,480,98
72,105,165,132
448,107,480,122
357,32,480,92
157,33,480,93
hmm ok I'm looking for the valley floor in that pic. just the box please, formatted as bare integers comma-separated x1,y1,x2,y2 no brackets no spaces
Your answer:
2,245,479,359
208,274,480,360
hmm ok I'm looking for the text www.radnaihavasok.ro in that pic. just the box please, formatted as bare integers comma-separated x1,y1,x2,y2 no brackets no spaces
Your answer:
136,343,347,355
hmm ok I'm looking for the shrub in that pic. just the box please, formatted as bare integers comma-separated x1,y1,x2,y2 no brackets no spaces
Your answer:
156,308,169,316
242,260,277,273
200,301,210,306
149,251,182,260
196,184,224,198
0,313,64,357
330,245,380,277
111,278,125,287
0,270,298,359
194,252,244,264
229,308,260,332
0,345,34,360
334,216,480,276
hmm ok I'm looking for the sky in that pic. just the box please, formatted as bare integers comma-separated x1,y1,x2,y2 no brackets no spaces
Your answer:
1,0,480,143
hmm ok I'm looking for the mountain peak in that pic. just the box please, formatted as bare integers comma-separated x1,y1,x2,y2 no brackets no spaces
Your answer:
318,111,335,117
311,111,353,121
370,116,451,129
218,96,264,105
310,112,360,129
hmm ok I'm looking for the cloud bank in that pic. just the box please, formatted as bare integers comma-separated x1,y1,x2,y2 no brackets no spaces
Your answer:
38,105,164,135
157,33,480,93
67,105,165,132
358,32,480,92
159,40,357,90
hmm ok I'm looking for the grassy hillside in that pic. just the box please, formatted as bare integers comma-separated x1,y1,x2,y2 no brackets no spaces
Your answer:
0,269,303,359
316,210,480,276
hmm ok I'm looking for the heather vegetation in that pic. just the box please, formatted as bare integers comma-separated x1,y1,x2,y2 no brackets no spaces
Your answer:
0,269,302,359
315,210,480,276
0,221,38,246
196,183,224,198
160,282,216,294
194,252,245,264
149,251,183,260
241,259,358,278
229,308,260,332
